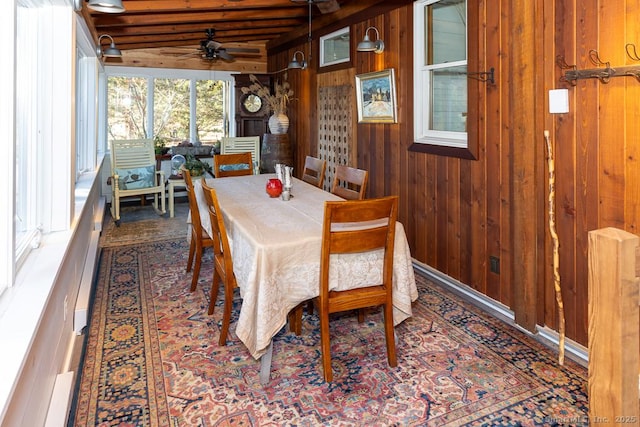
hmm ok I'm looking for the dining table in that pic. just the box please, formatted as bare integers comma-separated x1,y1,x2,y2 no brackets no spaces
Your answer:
193,173,418,384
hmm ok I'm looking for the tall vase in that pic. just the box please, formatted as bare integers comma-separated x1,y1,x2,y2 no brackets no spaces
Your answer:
268,112,289,134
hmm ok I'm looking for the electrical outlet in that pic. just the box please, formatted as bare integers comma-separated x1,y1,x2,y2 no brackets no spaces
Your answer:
64,295,68,322
489,256,500,274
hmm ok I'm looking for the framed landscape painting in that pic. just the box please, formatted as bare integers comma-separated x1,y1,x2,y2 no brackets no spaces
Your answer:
355,69,397,123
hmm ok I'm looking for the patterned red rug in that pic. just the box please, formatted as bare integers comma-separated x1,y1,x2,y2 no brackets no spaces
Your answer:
71,239,588,426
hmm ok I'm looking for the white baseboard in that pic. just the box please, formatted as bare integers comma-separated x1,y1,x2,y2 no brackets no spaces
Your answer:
412,261,588,367
44,371,74,427
94,196,105,232
74,229,101,335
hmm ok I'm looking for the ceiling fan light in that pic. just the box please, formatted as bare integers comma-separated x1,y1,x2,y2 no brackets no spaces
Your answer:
88,0,125,13
357,26,385,54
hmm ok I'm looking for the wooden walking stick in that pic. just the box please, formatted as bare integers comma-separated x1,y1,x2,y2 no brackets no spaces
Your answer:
544,130,565,365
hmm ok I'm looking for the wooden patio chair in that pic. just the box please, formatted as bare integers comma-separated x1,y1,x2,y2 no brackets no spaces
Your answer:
213,152,254,178
184,169,214,293
317,195,399,381
331,165,368,200
109,138,166,225
302,156,327,189
201,180,239,346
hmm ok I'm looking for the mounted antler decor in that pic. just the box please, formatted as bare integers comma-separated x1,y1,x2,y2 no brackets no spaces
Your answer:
558,46,640,85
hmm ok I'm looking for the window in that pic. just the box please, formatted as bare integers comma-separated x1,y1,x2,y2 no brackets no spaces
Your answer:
5,1,77,293
106,69,233,147
108,76,149,140
154,78,190,143
76,32,100,178
196,80,227,144
15,5,39,265
320,27,350,68
413,0,474,158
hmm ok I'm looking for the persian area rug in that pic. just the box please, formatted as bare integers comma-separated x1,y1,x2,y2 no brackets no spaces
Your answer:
72,239,588,426
99,203,190,248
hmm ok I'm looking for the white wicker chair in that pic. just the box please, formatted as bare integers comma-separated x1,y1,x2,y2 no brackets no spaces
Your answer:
110,139,166,225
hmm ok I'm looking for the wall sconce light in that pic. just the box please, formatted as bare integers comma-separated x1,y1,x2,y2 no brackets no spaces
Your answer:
87,0,125,13
288,51,307,70
357,26,385,54
97,34,122,58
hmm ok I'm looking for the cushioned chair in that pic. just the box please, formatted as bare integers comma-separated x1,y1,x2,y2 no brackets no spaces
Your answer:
213,152,254,178
220,136,260,174
330,165,368,200
184,169,215,293
316,196,399,382
201,180,239,346
109,139,166,225
302,156,326,189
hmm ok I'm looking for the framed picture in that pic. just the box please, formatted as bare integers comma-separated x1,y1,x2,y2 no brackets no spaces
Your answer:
355,69,398,123
320,27,350,67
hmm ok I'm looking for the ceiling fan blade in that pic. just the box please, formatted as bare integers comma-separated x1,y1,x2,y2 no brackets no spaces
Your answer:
225,47,261,55
316,0,339,13
215,49,235,61
205,40,222,50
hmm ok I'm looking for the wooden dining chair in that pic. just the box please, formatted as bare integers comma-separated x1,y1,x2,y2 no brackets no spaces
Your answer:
201,180,238,346
302,156,326,189
213,152,254,178
317,195,399,382
184,169,214,293
330,165,368,200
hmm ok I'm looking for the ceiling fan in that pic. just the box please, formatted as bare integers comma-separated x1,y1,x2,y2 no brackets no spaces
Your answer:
198,28,260,61
290,0,340,14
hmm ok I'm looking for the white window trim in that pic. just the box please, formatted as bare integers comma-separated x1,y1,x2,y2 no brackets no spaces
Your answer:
0,0,17,295
413,0,468,149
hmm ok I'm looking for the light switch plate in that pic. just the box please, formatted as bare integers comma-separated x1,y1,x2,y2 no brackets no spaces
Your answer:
549,89,569,114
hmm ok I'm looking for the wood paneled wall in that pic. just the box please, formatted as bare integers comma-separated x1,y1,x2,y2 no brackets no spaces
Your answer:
270,1,640,348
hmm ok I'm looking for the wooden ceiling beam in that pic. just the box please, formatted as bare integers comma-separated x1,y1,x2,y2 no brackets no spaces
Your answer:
98,19,304,38
112,29,289,46
90,8,308,27
118,0,304,13
110,32,284,48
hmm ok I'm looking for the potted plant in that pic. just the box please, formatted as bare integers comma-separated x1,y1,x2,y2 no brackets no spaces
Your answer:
241,73,294,134
154,135,169,155
184,154,213,177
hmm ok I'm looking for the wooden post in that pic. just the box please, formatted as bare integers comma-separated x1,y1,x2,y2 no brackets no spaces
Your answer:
588,227,639,425
510,0,539,332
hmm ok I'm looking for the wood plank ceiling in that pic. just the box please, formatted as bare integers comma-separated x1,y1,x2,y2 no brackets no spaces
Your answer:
78,0,353,71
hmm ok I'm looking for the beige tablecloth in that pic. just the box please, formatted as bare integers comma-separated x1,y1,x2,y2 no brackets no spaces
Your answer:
194,174,418,359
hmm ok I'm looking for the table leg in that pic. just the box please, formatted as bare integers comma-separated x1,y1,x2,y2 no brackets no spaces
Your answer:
259,341,273,385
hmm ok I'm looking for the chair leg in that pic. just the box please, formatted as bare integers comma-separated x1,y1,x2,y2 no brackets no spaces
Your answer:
319,304,333,382
190,244,203,292
159,189,166,214
208,269,221,315
288,303,303,335
113,195,120,222
383,303,397,367
187,236,196,273
218,281,234,346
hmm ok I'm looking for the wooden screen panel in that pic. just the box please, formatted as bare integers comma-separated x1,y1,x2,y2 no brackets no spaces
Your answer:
318,84,353,192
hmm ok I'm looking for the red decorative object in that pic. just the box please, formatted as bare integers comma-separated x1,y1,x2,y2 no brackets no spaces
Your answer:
266,178,283,198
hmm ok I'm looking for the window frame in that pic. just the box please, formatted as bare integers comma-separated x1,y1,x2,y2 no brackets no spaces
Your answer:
410,0,479,160
104,67,235,144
